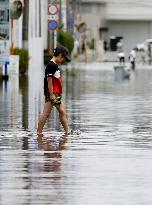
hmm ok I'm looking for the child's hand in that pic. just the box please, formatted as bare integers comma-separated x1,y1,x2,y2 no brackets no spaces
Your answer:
50,94,55,103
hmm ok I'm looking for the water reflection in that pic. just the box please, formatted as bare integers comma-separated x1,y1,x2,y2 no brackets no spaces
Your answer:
19,75,29,130
1,66,152,204
37,133,68,172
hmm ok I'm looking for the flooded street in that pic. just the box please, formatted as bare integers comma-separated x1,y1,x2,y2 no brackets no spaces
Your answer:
1,63,152,205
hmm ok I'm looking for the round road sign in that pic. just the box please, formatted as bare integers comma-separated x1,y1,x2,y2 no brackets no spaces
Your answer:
48,4,59,15
48,20,58,31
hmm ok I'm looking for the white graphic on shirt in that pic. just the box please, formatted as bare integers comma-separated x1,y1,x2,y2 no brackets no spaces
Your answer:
54,70,60,78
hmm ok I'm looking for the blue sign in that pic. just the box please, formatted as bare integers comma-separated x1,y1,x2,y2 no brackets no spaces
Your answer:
48,20,58,31
67,18,75,27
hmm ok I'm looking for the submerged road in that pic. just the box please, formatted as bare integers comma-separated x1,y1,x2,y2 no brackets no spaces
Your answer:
0,63,152,205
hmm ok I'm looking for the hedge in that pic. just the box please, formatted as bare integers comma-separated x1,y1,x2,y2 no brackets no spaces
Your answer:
57,30,74,53
14,48,29,74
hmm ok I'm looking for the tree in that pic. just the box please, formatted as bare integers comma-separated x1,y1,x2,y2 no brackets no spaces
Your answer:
57,29,74,54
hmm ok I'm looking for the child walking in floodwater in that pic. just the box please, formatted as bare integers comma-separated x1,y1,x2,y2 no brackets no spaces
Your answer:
37,46,71,135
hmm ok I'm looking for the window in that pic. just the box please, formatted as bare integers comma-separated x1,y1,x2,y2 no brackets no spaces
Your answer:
81,3,92,14
0,9,9,22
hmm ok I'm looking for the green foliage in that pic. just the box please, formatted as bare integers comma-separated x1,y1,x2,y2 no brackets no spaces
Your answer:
0,33,7,40
57,30,74,53
14,48,29,74
44,49,53,65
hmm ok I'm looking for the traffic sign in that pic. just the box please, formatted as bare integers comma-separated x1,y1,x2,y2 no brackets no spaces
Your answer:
48,4,59,15
48,14,59,21
48,20,58,31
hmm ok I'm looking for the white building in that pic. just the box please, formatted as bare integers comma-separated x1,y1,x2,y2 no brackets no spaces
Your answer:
80,0,152,52
11,0,49,129
0,0,9,65
12,0,48,67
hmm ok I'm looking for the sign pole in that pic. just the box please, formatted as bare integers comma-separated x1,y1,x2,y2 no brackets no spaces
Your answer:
10,18,14,55
54,30,57,49
48,3,59,50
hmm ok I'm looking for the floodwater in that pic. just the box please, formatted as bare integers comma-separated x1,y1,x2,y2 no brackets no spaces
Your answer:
1,63,152,205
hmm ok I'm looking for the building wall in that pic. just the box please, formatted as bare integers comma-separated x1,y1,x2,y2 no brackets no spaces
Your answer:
12,0,47,51
80,2,106,41
28,0,44,129
80,0,152,53
105,0,152,52
0,0,9,65
105,0,152,21
107,21,152,52
0,0,9,39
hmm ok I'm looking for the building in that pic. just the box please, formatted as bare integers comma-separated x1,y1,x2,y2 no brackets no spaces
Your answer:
80,0,152,53
10,0,49,130
13,0,68,65
0,0,9,40
67,0,82,34
0,0,9,65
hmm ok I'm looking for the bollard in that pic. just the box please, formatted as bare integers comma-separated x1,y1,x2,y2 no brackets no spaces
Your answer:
3,61,9,80
114,65,130,81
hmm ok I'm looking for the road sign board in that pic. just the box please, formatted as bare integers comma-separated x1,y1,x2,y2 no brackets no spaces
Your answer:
48,14,59,21
48,20,58,31
48,4,59,15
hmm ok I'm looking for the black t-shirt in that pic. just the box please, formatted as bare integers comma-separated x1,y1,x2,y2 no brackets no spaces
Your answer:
44,61,62,95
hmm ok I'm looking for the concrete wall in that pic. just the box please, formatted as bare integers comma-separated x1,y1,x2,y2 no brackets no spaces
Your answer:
82,0,152,21
80,0,152,54
105,0,152,21
13,17,23,48
80,2,106,41
41,0,48,50
107,21,152,52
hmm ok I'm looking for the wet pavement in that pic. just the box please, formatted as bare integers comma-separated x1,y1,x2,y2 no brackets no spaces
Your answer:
1,63,152,205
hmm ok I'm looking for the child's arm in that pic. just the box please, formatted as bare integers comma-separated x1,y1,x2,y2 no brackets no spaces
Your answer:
47,77,55,101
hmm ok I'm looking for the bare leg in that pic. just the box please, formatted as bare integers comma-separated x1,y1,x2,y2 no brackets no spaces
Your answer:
84,49,87,63
37,133,43,149
55,102,70,135
37,101,53,133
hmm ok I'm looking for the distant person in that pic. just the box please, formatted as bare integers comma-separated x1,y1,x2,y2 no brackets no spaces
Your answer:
117,51,125,65
104,40,108,51
74,39,80,55
148,44,152,65
129,48,136,71
117,40,123,52
81,41,86,53
81,41,87,63
37,46,71,136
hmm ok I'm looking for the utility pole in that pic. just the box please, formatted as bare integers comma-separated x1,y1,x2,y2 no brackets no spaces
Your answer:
59,0,62,24
66,0,70,33
77,0,81,22
59,0,67,31
48,0,58,50
72,0,77,35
